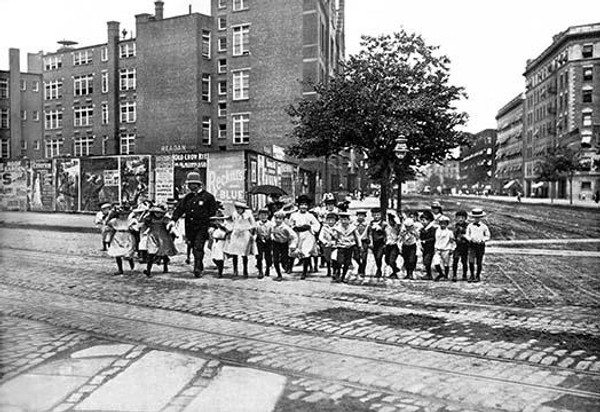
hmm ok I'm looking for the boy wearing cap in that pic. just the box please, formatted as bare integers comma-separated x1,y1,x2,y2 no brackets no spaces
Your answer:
255,208,274,279
334,212,360,282
318,212,339,278
419,210,437,280
353,210,370,277
384,213,401,279
95,203,113,251
399,217,419,280
433,216,455,281
271,210,298,281
452,210,469,281
465,208,491,282
368,208,388,278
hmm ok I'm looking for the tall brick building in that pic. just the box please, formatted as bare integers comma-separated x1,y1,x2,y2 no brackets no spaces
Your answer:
2,0,346,172
523,23,600,199
494,94,524,195
459,129,497,193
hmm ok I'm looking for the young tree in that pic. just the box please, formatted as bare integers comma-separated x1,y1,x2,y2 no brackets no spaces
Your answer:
287,31,468,211
536,146,582,204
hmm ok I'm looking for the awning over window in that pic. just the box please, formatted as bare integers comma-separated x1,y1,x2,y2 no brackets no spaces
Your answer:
504,180,517,190
531,181,546,189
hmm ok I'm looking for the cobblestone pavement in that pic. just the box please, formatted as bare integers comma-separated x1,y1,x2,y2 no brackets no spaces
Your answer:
1,227,599,411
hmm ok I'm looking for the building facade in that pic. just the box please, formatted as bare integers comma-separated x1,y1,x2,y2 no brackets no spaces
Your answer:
494,94,524,196
523,23,600,200
2,0,346,173
459,129,497,194
0,49,43,160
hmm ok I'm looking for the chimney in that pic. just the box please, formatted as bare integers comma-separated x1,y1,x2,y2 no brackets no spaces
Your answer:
155,0,164,20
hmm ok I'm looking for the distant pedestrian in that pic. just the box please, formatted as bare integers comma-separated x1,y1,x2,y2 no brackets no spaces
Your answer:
171,172,218,278
95,203,113,251
451,210,469,281
107,202,136,276
465,208,491,282
433,215,455,281
224,201,257,278
271,210,298,281
431,201,445,224
516,192,522,203
419,210,437,280
255,207,274,279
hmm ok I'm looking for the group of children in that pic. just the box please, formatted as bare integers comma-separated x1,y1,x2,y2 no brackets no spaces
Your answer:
95,200,179,277
95,195,491,283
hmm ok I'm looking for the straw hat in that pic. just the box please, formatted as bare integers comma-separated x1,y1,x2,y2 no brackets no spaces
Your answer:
233,201,249,209
470,208,486,218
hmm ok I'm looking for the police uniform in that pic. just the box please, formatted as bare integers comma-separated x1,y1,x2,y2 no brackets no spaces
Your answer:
172,172,217,277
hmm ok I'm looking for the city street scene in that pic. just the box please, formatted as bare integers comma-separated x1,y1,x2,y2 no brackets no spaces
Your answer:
1,0,600,411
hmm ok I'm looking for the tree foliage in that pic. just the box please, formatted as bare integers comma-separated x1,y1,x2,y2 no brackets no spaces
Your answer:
536,146,582,203
287,30,468,208
536,146,581,181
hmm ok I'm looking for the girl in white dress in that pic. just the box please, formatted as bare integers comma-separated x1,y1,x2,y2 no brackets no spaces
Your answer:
107,202,136,275
224,201,257,278
289,195,321,279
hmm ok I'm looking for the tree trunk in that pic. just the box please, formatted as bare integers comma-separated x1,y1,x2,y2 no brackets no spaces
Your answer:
380,179,388,214
324,154,329,193
569,175,573,205
550,181,554,203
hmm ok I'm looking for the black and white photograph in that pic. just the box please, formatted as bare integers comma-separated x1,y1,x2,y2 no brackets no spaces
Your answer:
1,0,600,411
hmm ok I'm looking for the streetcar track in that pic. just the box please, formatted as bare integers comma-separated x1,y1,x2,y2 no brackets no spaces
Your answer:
1,280,599,381
1,291,599,403
2,246,599,331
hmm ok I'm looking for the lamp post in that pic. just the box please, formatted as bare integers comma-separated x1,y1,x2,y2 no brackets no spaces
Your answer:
393,136,408,212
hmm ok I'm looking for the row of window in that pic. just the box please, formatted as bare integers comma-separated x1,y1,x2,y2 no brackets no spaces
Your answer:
44,69,136,100
43,44,136,71
41,103,136,129
217,0,248,12
527,44,595,89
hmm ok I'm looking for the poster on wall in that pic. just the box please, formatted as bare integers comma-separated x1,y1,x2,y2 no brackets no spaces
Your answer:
207,151,245,203
80,157,120,211
53,158,81,212
155,154,174,205
0,160,29,211
30,159,53,211
120,155,151,205
173,153,208,200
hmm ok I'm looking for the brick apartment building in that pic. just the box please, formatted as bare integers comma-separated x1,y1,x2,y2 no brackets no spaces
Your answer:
0,50,43,160
459,129,497,193
1,0,347,191
523,23,600,200
494,94,524,195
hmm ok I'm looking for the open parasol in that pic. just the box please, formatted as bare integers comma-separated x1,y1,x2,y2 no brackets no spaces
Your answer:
247,185,287,196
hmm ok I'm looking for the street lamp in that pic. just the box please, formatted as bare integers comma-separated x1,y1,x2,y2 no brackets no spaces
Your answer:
393,136,408,212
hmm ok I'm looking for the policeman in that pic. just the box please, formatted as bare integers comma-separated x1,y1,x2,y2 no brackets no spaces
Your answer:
171,171,218,277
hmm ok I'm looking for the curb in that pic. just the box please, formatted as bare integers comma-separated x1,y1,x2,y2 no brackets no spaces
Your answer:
0,222,97,234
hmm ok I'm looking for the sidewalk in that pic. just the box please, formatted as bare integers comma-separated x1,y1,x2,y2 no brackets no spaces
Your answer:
448,193,600,209
0,211,97,233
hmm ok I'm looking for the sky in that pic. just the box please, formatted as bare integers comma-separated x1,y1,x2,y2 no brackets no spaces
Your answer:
1,0,599,133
